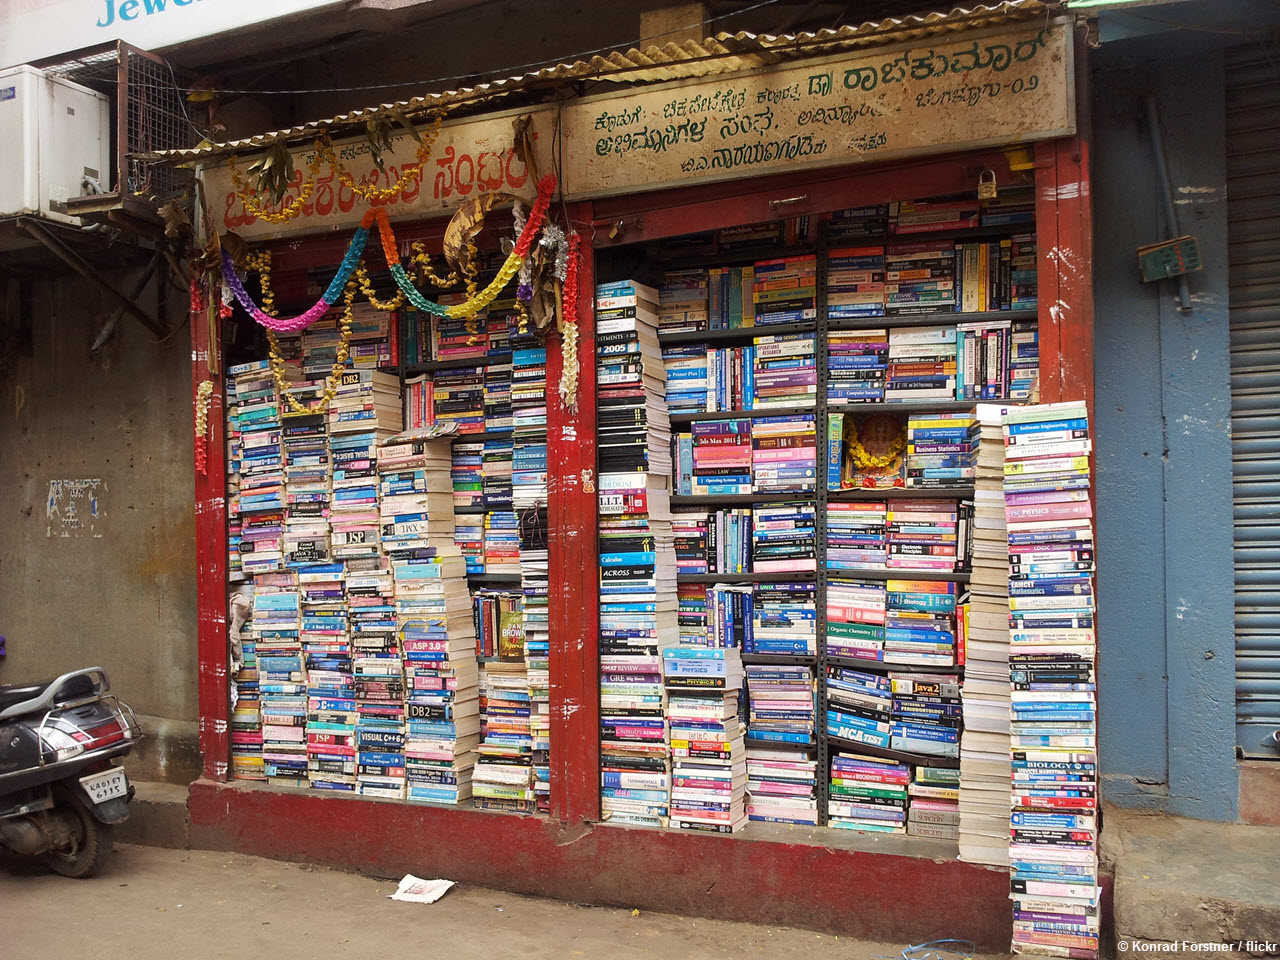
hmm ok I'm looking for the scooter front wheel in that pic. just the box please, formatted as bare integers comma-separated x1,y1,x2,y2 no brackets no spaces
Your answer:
45,799,112,878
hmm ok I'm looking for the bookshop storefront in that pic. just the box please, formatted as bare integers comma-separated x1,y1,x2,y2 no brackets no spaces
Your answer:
182,6,1097,951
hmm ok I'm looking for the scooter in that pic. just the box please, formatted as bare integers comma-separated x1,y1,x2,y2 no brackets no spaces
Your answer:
0,667,138,877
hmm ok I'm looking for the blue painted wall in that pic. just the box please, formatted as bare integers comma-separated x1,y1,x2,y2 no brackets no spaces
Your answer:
1092,13,1244,820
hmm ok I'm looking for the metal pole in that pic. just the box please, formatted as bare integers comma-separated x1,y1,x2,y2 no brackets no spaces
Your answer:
1144,94,1193,313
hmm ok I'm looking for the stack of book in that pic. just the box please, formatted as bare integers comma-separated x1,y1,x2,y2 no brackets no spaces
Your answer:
482,439,514,509
378,434,479,806
890,672,962,759
659,269,709,333
884,579,959,667
226,377,245,580
886,497,962,572
664,647,748,833
511,332,549,511
521,506,552,813
672,512,709,576
826,578,887,662
885,326,958,401
690,420,752,495
980,186,1035,228
827,328,888,403
752,333,816,407
826,246,886,318
1009,233,1038,312
483,330,515,431
825,665,891,748
301,561,357,792
229,589,264,779
907,766,961,840
744,663,814,746
596,279,677,828
752,255,816,326
302,303,392,373
431,301,489,361
828,204,889,242
828,751,909,833
483,511,521,575
1002,401,1098,959
959,403,1016,866
751,502,816,573
473,660,537,811
281,397,331,569
889,197,979,234
256,572,306,784
231,361,286,576
451,439,485,513
707,265,757,329
402,374,432,430
826,501,887,571
330,430,389,564
751,415,816,492
885,241,957,316
745,745,818,824
1009,317,1039,400
677,582,709,646
433,366,486,433
353,600,407,799
472,590,521,660
748,582,816,655
662,344,709,413
905,414,976,488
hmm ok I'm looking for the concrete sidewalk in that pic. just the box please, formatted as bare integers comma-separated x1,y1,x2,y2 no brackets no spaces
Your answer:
0,844,1005,960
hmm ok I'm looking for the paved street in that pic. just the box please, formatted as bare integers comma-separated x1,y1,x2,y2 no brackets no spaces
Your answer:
0,843,995,960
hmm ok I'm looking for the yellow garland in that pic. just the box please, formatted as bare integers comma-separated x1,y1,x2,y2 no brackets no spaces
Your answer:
229,151,324,225
315,112,445,204
354,263,405,311
194,380,213,436
409,240,461,289
847,416,906,471
248,248,359,415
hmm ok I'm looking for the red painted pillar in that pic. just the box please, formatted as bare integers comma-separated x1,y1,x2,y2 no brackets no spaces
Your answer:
1035,136,1095,414
546,203,600,824
191,281,230,781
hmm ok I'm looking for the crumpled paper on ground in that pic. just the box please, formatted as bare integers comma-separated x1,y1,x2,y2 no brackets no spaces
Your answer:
389,875,455,904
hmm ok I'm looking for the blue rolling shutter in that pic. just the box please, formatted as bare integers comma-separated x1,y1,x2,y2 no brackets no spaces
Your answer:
1228,47,1280,757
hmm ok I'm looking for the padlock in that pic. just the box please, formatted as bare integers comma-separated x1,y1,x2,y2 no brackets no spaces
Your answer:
978,169,998,200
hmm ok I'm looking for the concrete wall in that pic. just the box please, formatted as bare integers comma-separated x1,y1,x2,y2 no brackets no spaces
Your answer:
1092,33,1239,820
0,266,199,782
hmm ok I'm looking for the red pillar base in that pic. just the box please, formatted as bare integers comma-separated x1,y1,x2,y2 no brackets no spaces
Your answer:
189,779,1017,948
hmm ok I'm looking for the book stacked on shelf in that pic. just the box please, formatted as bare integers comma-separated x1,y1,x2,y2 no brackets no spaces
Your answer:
378,434,479,806
826,578,886,662
664,647,748,833
483,511,521,576
907,766,961,840
256,572,306,785
482,439,514,510
663,345,709,414
745,744,818,825
885,242,957,316
708,265,757,329
1009,317,1039,399
751,416,816,492
828,751,908,833
301,561,357,792
473,660,537,811
706,508,752,574
959,403,1015,866
886,497,964,572
749,582,816,655
521,506,552,813
827,204,889,241
483,341,515,431
827,329,888,403
231,361,286,576
451,438,485,512
659,269,709,333
752,255,815,326
889,197,979,235
884,579,959,667
890,672,961,759
596,279,677,829
752,333,816,407
301,303,392,375
825,665,891,748
1009,234,1038,312
226,377,245,580
431,302,489,360
403,375,432,430
751,501,816,573
473,591,522,660
885,326,957,400
689,419,752,495
677,581,709,646
1002,401,1098,960
905,414,976,488
672,512,709,576
980,185,1035,227
826,502,887,571
703,584,753,648
432,366,486,433
827,246,886,319
229,588,264,779
744,663,815,746
281,393,331,569
511,331,549,511
704,344,755,411
348,551,404,799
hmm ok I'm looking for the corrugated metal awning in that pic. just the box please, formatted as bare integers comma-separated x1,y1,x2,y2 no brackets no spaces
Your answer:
143,0,1057,162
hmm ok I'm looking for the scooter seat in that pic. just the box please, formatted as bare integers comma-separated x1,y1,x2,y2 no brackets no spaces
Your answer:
0,680,54,713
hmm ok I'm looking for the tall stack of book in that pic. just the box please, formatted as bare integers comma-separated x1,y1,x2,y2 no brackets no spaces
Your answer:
256,572,306,784
826,501,887,571
596,279,676,828
483,511,521,575
664,647,747,833
748,582,816,655
826,246,885,319
232,361,286,576
826,578,887,662
890,672,961,759
828,751,908,833
885,241,957,316
959,403,1015,865
378,434,479,806
281,395,331,570
226,377,245,581
905,413,976,488
473,658,536,811
521,506,552,813
1002,401,1098,959
229,588,264,780
753,255,816,326
484,323,515,431
511,331,548,511
1010,317,1039,400
663,345,709,414
482,438,514,509
744,663,815,747
884,579,958,667
827,329,888,403
752,333,816,407
885,326,958,401
886,498,961,572
745,743,818,825
751,502,816,573
301,560,356,793
349,552,404,799
751,416,816,492
659,269,709,333
691,420,752,495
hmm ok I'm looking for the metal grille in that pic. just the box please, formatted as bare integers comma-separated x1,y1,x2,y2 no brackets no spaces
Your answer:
1227,43,1280,758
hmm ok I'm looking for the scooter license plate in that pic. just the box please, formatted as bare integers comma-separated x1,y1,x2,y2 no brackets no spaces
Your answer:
79,767,128,804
